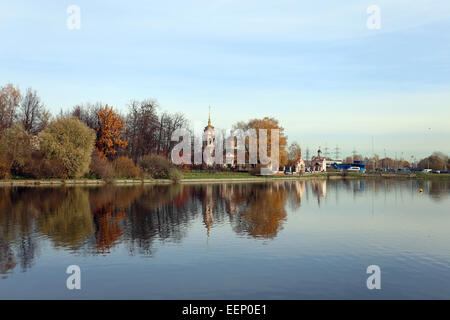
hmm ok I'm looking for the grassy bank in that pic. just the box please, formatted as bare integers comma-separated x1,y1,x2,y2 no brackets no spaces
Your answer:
181,171,320,179
0,172,448,187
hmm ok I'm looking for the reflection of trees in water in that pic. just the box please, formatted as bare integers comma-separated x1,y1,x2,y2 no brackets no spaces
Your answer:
0,187,45,276
89,186,143,254
0,240,16,278
2,179,449,275
122,185,195,256
428,181,450,200
38,188,94,250
230,183,288,239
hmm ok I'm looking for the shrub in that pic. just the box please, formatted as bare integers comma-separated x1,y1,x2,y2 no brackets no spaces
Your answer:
89,150,114,181
39,117,96,178
168,168,182,183
138,154,171,179
113,156,141,178
249,164,264,176
21,151,67,179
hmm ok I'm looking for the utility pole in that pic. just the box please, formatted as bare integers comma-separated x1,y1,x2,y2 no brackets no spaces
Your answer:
371,136,375,170
395,152,398,170
334,145,340,161
324,144,329,159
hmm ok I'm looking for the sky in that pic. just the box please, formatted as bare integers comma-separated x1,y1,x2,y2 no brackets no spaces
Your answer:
0,0,449,159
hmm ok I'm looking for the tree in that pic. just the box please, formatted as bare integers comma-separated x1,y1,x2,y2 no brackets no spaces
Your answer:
156,112,188,156
39,117,96,178
126,100,160,161
417,152,449,171
288,141,302,166
96,104,128,159
19,88,50,135
0,124,32,178
0,84,21,134
70,102,102,130
233,117,288,167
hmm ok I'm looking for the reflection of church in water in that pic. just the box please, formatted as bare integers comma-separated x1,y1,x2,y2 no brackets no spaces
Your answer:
199,181,328,239
202,185,215,237
310,180,327,206
200,184,238,238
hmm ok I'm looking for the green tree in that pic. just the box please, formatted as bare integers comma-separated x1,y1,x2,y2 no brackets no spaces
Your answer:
40,117,96,178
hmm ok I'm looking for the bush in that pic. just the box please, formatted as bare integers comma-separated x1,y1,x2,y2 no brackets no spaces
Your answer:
89,150,114,181
249,164,264,176
138,154,171,179
113,156,141,178
168,168,183,183
21,151,67,179
39,117,96,178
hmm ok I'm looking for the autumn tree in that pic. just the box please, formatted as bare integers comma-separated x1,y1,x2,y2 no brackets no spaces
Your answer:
39,117,96,178
417,152,449,171
0,84,21,134
288,141,302,166
380,157,394,169
233,117,288,167
96,104,128,160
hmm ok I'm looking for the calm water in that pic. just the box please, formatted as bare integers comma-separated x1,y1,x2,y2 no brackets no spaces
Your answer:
1,179,450,299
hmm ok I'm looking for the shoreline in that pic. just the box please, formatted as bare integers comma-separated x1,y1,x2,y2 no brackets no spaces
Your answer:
0,172,448,187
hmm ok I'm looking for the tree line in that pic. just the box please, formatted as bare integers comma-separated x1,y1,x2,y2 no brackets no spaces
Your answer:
0,83,188,180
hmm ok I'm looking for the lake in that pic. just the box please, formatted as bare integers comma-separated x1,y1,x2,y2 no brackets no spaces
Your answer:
1,179,449,299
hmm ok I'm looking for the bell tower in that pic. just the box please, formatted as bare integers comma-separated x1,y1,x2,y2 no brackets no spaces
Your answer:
204,106,215,146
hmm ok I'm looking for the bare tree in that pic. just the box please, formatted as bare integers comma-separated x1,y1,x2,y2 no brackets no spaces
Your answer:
19,88,50,135
157,112,188,156
126,99,160,161
70,102,102,130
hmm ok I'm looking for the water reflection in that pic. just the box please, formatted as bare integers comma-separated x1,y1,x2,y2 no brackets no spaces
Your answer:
0,179,449,277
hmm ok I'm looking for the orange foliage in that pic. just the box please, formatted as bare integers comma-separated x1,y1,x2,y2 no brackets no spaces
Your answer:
96,104,128,159
93,204,126,254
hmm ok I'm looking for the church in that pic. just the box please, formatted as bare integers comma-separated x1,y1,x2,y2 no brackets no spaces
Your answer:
310,148,327,172
202,108,237,168
202,108,216,167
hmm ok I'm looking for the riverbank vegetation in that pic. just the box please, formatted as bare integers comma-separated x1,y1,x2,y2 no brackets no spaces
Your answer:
1,83,449,183
0,83,186,182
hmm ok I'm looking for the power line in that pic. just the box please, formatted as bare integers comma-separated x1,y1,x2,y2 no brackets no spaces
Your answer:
324,144,329,159
334,145,340,160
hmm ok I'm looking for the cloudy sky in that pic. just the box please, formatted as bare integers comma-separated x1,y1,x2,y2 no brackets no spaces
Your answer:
1,0,449,159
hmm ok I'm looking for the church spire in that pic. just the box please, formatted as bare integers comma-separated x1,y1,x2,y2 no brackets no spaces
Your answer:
208,105,211,126
204,105,214,131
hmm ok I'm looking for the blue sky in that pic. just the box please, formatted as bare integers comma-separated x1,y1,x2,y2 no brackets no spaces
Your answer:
1,0,449,159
